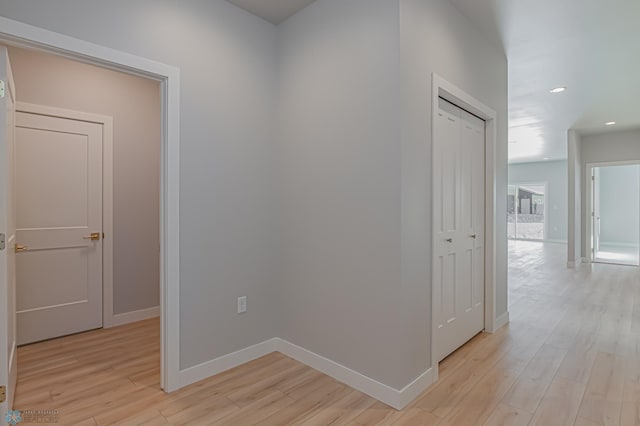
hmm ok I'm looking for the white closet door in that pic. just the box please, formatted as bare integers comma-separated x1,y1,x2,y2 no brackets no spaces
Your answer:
434,98,485,363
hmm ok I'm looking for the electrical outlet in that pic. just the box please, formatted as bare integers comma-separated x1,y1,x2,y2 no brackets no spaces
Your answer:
237,296,247,314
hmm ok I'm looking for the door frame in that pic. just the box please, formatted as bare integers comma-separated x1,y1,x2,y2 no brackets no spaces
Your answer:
507,181,549,242
0,16,181,392
431,74,500,379
585,160,640,264
15,102,122,328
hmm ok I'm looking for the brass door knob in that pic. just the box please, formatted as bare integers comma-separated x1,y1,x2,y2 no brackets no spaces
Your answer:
83,232,101,241
15,244,27,252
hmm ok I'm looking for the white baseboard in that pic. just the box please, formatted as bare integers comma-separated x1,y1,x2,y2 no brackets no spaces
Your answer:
493,311,510,331
394,367,436,409
176,337,435,410
275,339,434,410
179,338,278,388
105,306,160,328
567,258,582,268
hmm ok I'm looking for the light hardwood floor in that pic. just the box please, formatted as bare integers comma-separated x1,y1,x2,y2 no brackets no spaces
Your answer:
13,240,640,425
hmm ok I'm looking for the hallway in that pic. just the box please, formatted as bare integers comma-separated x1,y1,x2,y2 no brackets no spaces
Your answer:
506,240,640,425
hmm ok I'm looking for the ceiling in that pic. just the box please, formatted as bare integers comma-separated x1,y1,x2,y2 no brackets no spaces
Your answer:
450,0,640,163
228,0,640,163
227,0,316,25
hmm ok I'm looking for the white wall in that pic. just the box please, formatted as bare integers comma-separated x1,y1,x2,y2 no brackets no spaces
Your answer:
279,0,507,389
568,130,582,265
580,128,640,256
0,0,281,370
598,165,640,246
509,161,568,242
6,45,161,315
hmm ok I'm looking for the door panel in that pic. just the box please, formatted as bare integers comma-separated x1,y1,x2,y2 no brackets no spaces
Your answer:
463,111,485,316
15,112,103,345
0,46,17,424
434,99,462,348
16,128,89,228
17,248,90,310
434,99,485,362
593,168,601,259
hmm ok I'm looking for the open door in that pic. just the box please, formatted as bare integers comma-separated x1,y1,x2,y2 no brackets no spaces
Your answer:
0,46,17,426
592,168,601,260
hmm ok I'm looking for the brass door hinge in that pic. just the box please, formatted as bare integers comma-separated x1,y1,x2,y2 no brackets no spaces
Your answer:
0,385,6,403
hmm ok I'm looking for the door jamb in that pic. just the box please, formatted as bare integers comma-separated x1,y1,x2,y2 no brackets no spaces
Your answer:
585,160,640,264
431,74,500,381
0,16,181,392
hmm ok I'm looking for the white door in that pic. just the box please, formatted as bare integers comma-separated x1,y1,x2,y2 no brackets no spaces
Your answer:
15,111,103,345
592,168,601,260
0,47,18,425
434,98,485,362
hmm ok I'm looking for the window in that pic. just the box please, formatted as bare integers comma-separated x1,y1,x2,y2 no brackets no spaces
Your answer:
507,184,546,240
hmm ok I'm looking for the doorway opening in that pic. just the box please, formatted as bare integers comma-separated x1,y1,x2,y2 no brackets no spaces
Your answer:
5,42,165,396
587,162,640,267
430,74,501,383
0,17,182,412
507,183,547,241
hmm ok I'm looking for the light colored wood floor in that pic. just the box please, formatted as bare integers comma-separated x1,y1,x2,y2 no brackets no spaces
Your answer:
13,240,640,425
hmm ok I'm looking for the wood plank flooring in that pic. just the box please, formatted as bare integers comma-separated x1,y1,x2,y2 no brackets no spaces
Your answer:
13,240,640,425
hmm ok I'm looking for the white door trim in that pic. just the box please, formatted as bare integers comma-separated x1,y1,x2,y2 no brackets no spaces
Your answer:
431,74,501,381
585,160,640,264
0,16,181,392
15,102,120,329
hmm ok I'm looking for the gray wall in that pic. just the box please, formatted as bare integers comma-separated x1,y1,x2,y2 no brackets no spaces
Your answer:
0,0,508,392
0,0,281,370
580,128,640,256
598,165,640,246
278,0,507,389
509,161,568,242
278,0,406,389
6,45,161,315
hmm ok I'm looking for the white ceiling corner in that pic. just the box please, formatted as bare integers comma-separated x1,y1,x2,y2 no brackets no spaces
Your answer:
227,0,317,25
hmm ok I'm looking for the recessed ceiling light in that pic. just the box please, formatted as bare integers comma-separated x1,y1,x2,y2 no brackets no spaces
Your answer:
605,121,616,126
543,157,550,160
550,87,567,94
